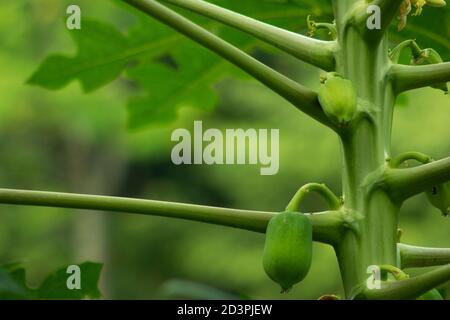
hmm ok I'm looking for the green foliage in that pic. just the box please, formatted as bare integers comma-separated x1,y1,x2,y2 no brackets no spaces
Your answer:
28,0,330,130
28,20,129,92
0,262,102,300
28,0,448,130
126,42,222,128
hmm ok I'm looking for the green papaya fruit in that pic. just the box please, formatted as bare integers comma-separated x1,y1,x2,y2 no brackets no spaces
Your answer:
262,211,312,292
426,182,450,216
417,288,444,300
318,73,357,126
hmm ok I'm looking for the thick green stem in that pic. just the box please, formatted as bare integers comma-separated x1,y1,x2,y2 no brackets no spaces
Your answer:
0,188,342,244
123,0,335,129
334,17,449,295
399,243,450,268
158,0,336,70
333,1,400,297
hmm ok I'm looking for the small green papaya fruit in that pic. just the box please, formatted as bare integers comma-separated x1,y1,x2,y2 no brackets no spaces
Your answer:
318,73,357,126
417,288,444,300
262,211,312,292
426,182,450,216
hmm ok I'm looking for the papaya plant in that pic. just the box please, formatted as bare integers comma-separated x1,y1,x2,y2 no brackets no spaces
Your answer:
1,0,450,299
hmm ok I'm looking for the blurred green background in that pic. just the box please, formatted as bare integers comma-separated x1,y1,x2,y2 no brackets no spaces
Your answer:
0,0,449,299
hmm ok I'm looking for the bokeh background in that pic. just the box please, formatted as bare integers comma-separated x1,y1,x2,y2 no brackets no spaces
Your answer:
0,0,449,299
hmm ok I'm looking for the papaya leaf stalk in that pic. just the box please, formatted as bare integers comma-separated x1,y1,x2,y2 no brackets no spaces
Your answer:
382,157,450,202
399,244,450,268
157,0,336,70
0,188,344,245
390,62,450,93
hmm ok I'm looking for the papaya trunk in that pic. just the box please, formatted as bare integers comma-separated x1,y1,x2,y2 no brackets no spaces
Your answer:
333,2,399,296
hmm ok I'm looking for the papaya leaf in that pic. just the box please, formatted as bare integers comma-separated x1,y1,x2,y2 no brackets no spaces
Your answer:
27,0,331,129
28,0,447,129
127,44,222,128
28,1,321,92
0,262,103,300
36,262,103,299
28,20,129,92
